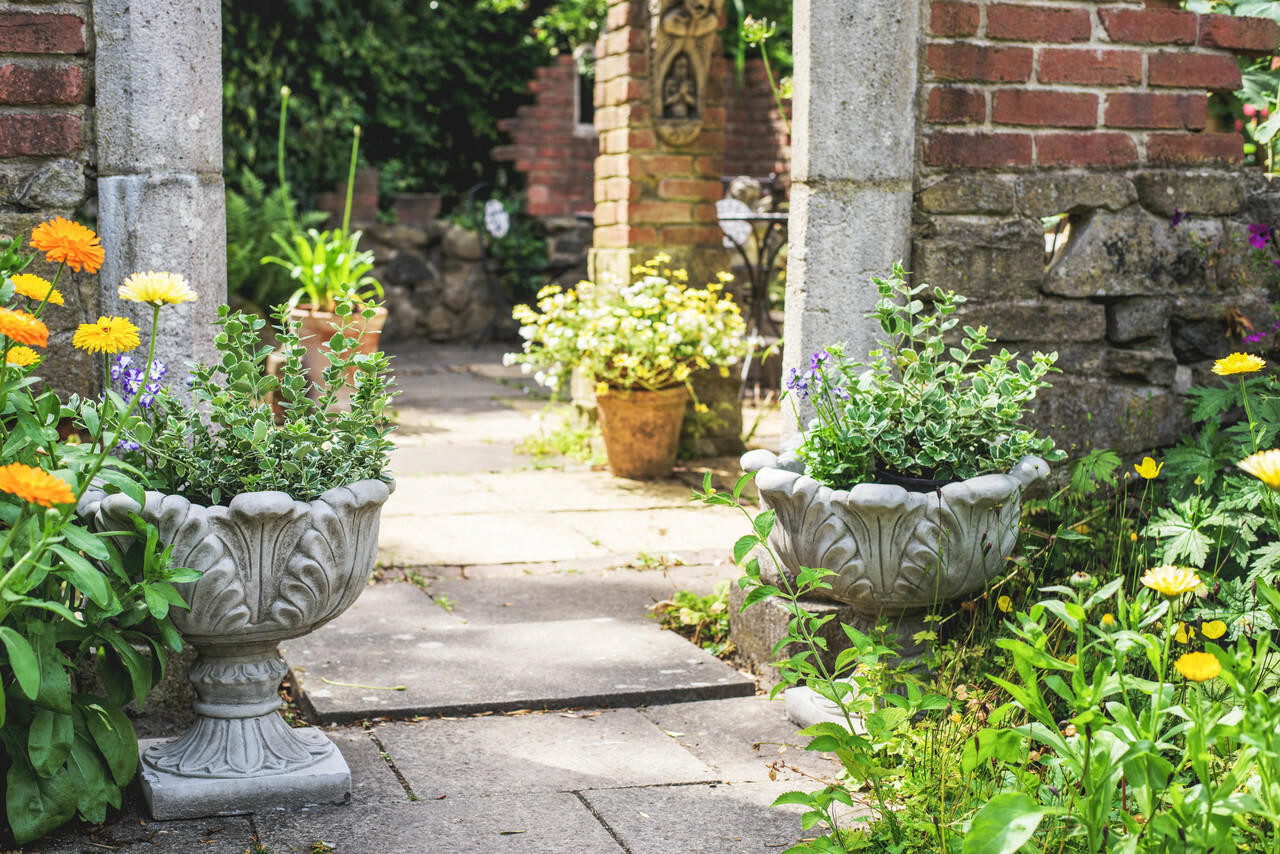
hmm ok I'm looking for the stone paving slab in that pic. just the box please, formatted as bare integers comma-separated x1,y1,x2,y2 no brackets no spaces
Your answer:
473,469,698,512
379,510,610,566
380,472,516,516
459,548,729,578
252,794,625,854
30,803,257,853
558,506,745,557
385,440,525,476
372,709,717,798
329,727,410,804
581,781,810,853
638,696,840,783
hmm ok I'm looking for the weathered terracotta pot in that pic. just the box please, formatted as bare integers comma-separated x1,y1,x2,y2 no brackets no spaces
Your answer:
596,386,689,479
290,305,388,393
742,449,1049,615
79,478,393,819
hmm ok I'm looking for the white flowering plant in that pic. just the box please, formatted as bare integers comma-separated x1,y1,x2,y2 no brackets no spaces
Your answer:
505,255,748,394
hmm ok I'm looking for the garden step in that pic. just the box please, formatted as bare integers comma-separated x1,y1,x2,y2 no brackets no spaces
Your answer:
287,583,754,723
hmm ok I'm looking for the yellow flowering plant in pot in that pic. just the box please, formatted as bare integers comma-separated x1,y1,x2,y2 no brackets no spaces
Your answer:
0,219,199,844
506,254,748,478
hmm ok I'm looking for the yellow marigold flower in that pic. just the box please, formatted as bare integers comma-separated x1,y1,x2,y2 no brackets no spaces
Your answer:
30,216,104,273
1100,613,1116,629
595,381,609,396
1212,352,1266,376
118,271,197,306
1238,450,1280,489
996,595,1012,613
1202,620,1227,640
9,273,62,306
0,461,75,507
0,306,48,348
948,712,962,724
73,316,140,355
1175,651,1221,682
1134,457,1163,480
1130,532,1139,542
1175,621,1195,644
1140,564,1201,598
5,346,39,367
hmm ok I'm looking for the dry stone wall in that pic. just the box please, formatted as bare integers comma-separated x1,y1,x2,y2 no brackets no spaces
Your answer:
915,0,1280,454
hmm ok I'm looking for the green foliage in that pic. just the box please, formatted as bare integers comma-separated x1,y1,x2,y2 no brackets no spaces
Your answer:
262,228,382,313
793,264,1064,487
0,238,192,844
222,0,571,204
514,408,605,466
650,580,732,657
141,301,395,505
450,195,549,303
224,167,326,311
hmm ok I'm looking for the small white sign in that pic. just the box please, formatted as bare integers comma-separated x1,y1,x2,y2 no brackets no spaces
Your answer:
716,198,752,249
484,200,510,239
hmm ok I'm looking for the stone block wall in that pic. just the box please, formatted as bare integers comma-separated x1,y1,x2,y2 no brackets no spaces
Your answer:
0,0,97,396
914,0,1280,454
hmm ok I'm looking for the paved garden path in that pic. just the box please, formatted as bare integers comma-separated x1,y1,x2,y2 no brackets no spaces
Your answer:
36,344,841,854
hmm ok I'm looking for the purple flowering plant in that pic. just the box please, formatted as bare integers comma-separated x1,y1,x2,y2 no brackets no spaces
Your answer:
109,354,168,454
789,264,1064,489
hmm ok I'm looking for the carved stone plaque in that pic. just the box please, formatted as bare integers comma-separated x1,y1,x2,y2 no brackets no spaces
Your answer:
650,0,723,146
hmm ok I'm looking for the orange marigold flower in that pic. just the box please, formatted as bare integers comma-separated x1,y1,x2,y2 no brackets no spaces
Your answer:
30,217,104,274
0,306,48,348
73,316,139,355
10,273,63,306
0,462,75,507
5,346,40,367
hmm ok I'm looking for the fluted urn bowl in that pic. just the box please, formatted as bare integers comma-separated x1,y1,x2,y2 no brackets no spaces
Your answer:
742,449,1048,617
79,478,393,819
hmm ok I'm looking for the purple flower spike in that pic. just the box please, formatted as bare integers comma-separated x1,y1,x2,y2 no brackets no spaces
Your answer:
117,438,140,452
1249,223,1272,250
809,350,829,371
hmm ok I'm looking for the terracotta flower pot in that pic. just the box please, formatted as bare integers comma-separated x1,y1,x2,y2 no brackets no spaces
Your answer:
290,304,387,395
596,386,689,479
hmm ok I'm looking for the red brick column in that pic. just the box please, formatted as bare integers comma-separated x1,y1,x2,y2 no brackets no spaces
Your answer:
589,0,730,286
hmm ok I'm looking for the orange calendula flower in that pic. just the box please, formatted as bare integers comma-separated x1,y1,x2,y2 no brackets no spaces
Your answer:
9,273,63,306
118,271,197,306
30,217,104,273
72,316,139,354
1175,651,1221,682
5,346,40,367
1134,457,1163,480
1140,564,1201,598
1212,352,1266,376
1239,450,1280,489
0,306,48,348
0,462,75,507
1202,620,1227,640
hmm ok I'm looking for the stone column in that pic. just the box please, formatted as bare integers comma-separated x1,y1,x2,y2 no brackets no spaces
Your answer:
590,0,731,288
783,0,920,432
94,0,224,386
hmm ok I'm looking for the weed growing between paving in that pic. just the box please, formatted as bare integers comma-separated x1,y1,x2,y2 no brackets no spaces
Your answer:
515,406,605,467
649,579,733,657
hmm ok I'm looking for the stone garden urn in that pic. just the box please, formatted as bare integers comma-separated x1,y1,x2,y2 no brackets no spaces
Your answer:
79,478,393,819
739,449,1048,726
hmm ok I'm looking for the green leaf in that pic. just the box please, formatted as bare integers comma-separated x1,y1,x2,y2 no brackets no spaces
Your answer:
59,523,111,562
5,761,77,844
962,792,1051,854
753,509,775,540
81,699,138,786
28,709,74,777
733,534,758,566
50,544,112,608
66,733,119,824
0,626,40,699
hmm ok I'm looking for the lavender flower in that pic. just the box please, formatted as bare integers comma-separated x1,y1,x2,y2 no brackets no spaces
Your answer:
1249,223,1272,250
116,438,140,452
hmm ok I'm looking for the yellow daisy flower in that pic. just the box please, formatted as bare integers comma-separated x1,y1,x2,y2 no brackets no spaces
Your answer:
996,595,1012,613
1238,449,1280,489
1134,457,1163,479
5,346,40,367
1201,620,1227,640
1175,651,1221,682
73,316,140,354
1100,613,1116,630
9,273,63,306
0,461,75,506
1140,565,1201,597
1175,621,1195,644
1212,352,1266,375
118,271,197,306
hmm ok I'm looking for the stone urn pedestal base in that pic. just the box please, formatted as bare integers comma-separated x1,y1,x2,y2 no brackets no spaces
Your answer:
137,649,351,819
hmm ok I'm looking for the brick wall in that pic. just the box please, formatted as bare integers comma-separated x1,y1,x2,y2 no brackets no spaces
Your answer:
915,0,1280,454
497,55,791,221
494,54,597,219
0,1,97,396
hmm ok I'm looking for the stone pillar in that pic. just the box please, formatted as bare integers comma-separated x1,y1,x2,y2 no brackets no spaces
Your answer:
590,0,731,287
94,0,224,386
783,0,920,432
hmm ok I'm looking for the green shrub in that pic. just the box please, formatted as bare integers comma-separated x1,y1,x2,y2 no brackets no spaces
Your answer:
225,168,326,312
